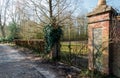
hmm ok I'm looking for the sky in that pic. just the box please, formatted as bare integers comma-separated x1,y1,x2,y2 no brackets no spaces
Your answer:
1,0,120,14
1,0,120,12
1,0,120,24
72,0,120,16
83,0,97,12
83,0,120,12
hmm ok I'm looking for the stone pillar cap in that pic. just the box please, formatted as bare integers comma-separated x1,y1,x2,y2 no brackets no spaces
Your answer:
87,0,117,17
98,0,106,6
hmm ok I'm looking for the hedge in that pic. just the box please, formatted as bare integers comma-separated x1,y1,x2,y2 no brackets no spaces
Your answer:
14,39,44,52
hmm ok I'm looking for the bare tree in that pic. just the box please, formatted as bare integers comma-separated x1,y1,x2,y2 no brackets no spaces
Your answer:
19,0,82,60
24,0,82,25
0,0,10,38
8,0,21,24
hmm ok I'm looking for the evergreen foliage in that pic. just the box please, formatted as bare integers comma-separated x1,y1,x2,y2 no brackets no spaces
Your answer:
8,22,19,41
43,24,63,53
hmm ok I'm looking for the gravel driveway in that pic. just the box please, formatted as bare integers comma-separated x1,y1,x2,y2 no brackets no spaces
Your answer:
0,44,60,78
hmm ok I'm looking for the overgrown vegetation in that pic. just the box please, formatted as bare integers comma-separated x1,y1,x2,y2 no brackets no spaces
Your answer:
43,24,63,53
8,22,19,39
78,69,118,78
0,22,19,42
60,41,88,67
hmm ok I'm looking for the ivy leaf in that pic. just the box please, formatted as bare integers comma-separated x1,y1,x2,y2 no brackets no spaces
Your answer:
43,24,63,53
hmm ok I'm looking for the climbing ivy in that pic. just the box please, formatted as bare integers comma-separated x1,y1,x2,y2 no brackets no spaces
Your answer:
43,24,63,53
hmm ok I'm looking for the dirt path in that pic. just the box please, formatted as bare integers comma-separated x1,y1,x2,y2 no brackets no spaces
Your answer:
0,44,62,78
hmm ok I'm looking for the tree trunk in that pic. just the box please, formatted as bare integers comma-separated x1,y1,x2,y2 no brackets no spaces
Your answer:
48,42,61,61
48,0,61,61
49,0,53,18
52,42,61,61
0,12,6,38
0,26,6,38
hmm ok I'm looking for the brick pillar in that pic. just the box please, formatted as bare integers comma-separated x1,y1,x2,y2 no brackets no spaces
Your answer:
112,16,120,77
87,4,117,74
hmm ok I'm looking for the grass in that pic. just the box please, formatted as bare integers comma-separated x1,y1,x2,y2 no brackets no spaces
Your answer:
60,41,88,55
